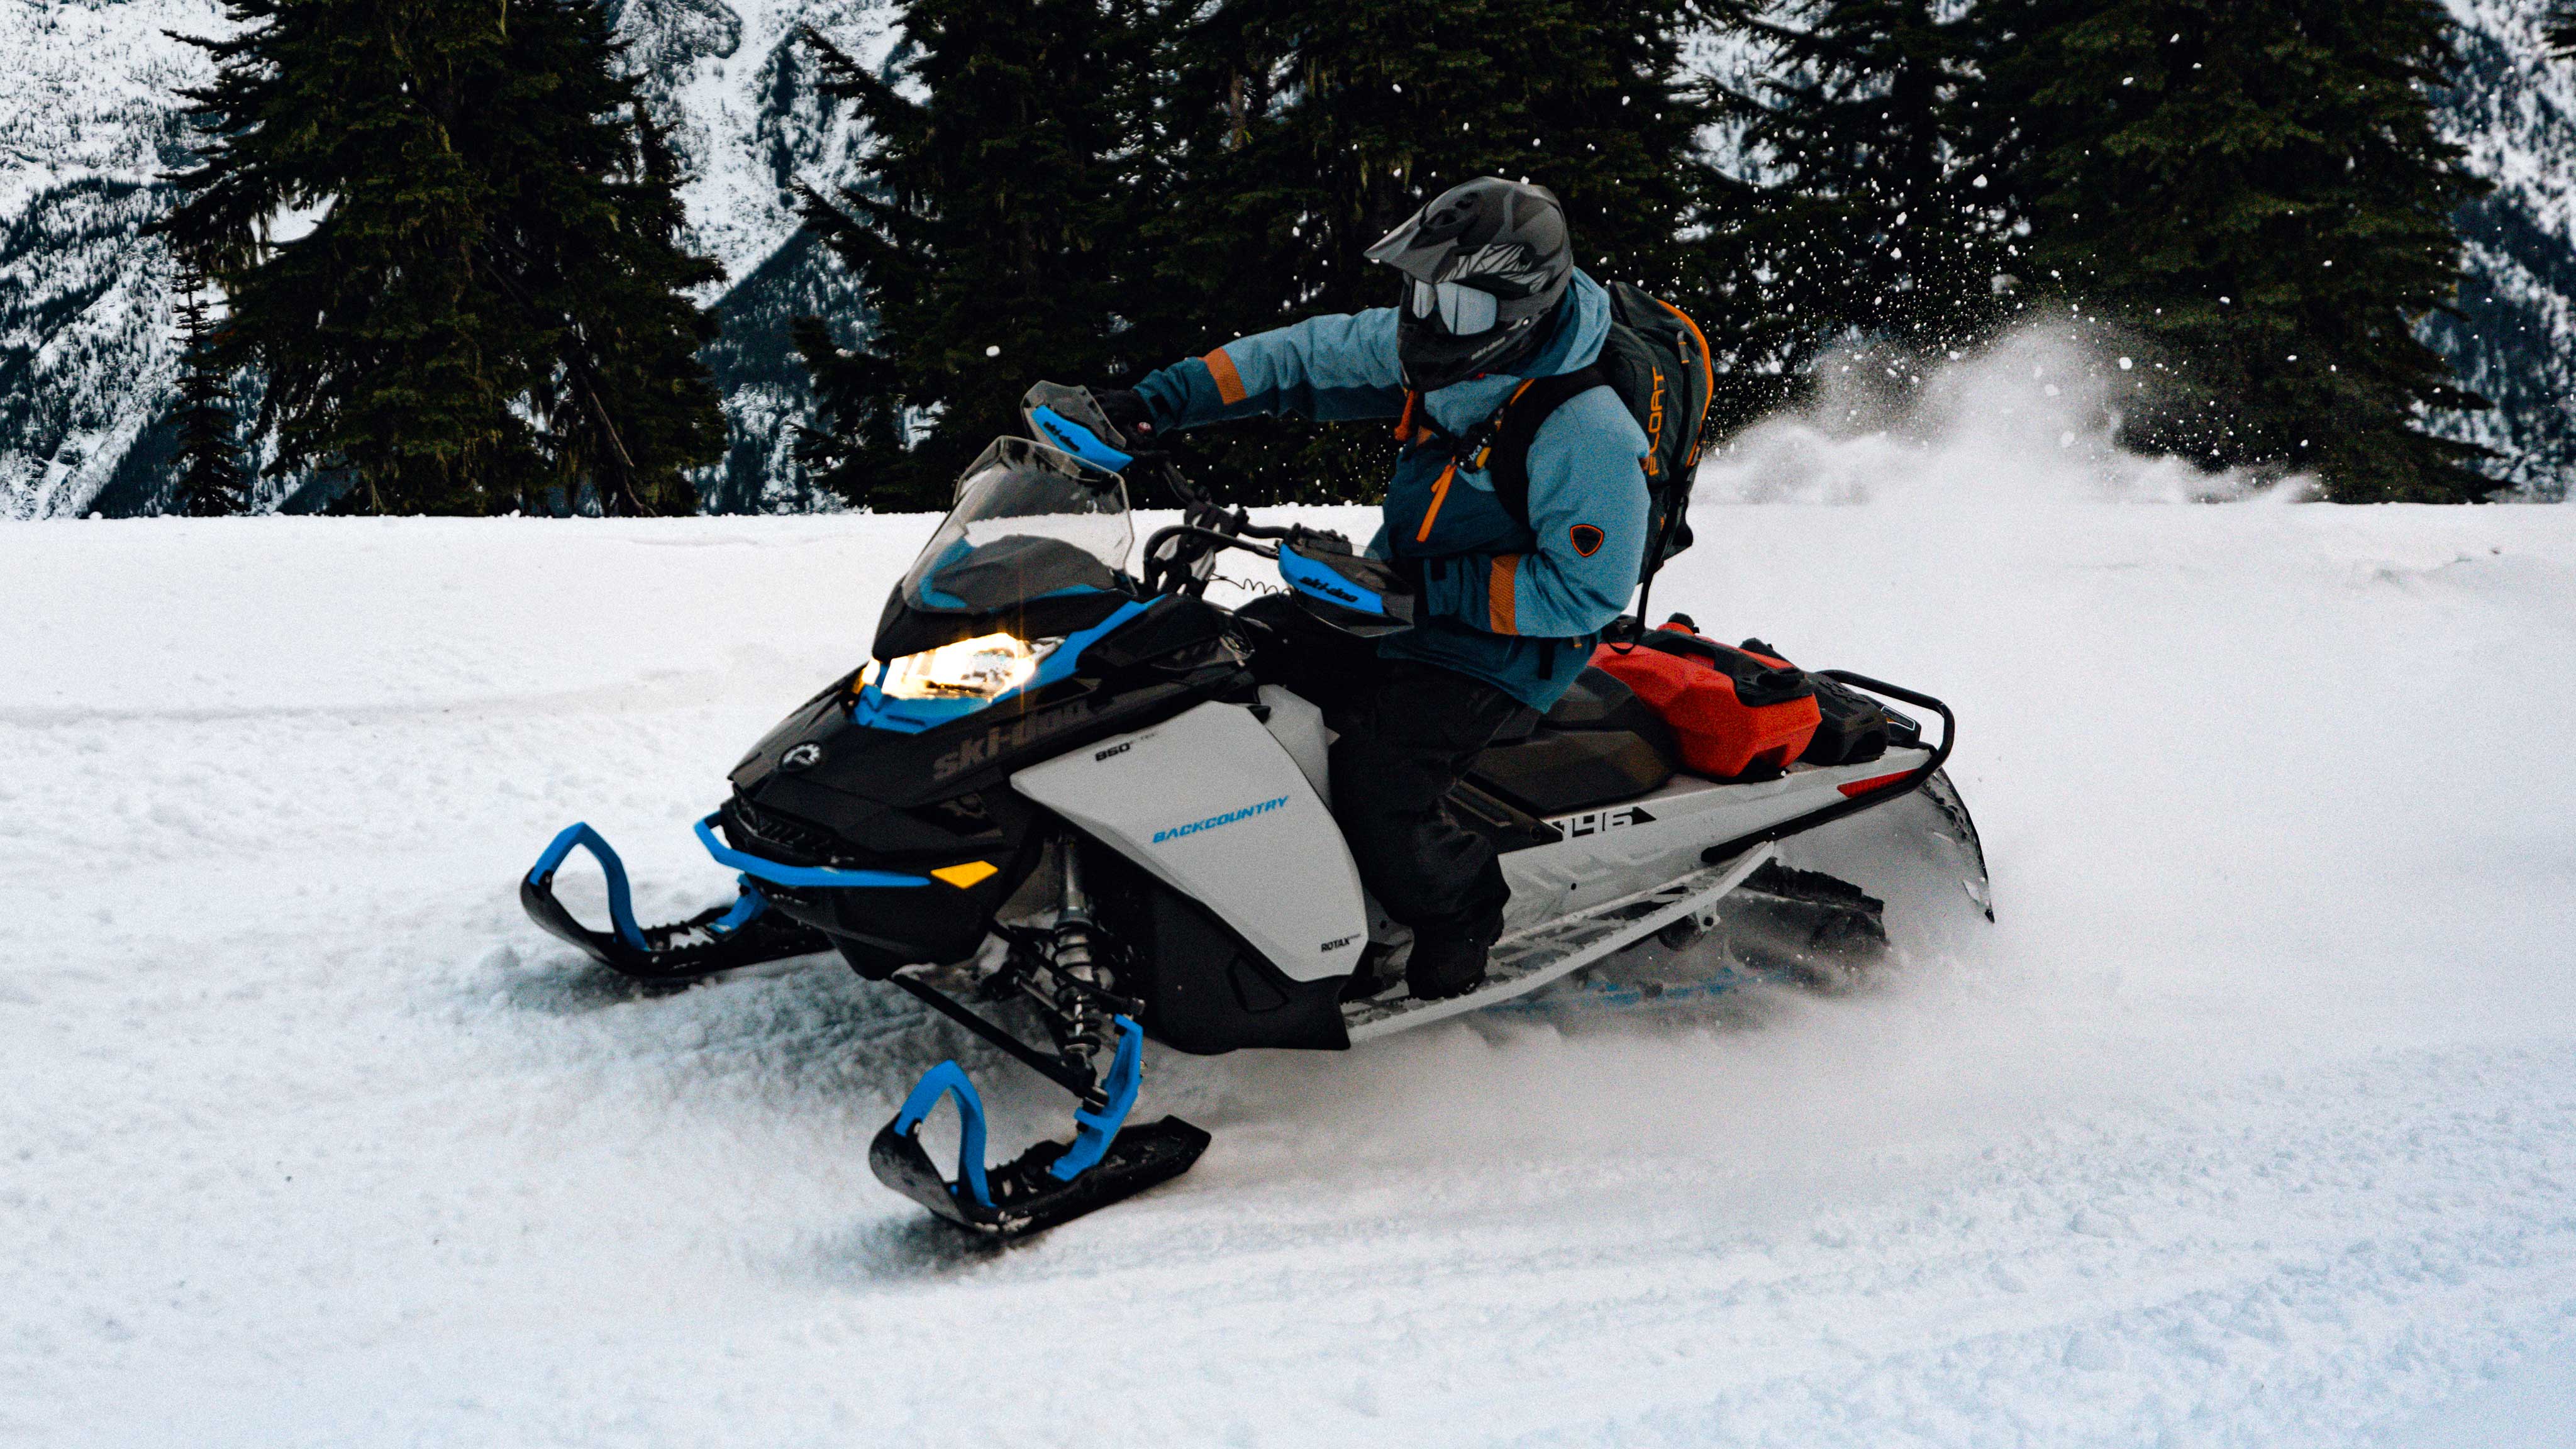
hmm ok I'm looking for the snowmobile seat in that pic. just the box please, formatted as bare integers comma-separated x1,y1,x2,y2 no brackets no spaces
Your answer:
1464,668,1679,818
1541,668,1655,730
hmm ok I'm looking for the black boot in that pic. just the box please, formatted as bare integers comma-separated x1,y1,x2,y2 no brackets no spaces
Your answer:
1406,922,1499,1001
1340,941,1404,1002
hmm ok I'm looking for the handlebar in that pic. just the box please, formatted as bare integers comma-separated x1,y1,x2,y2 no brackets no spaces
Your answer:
1127,450,1332,597
1019,381,1343,600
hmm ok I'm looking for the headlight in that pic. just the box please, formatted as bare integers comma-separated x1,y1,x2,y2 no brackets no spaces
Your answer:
865,631,1055,701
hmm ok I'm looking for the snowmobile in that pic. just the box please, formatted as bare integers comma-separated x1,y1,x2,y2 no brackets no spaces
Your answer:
519,385,1991,1240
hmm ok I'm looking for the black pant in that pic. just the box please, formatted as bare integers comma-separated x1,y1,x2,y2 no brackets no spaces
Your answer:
1236,596,1523,941
1329,660,1524,941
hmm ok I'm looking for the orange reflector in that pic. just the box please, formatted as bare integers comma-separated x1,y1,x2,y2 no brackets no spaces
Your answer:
1837,771,1914,799
930,861,999,889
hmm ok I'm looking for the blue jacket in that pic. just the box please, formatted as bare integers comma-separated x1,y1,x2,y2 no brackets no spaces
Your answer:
1133,270,1650,710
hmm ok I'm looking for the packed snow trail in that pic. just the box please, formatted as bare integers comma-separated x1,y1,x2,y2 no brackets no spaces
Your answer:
4,492,2574,1445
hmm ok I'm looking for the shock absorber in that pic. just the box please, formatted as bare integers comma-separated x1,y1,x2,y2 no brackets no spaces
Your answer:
1050,838,1114,1096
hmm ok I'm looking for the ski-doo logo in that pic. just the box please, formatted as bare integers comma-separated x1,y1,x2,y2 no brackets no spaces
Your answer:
1305,578,1363,605
1092,741,1131,762
931,699,1097,780
1153,796,1289,844
1555,804,1657,838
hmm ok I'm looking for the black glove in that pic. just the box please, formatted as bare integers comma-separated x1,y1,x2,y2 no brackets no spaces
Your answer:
1090,387,1158,448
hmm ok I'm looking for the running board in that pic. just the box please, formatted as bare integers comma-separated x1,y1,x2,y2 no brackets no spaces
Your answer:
1343,843,1776,1043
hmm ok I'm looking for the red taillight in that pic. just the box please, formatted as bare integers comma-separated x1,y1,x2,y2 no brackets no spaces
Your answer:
1837,770,1914,799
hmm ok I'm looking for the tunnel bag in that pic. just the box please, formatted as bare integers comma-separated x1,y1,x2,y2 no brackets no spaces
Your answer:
1591,628,1821,780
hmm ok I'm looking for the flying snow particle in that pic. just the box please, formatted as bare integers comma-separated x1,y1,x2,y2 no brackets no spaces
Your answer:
985,345,1000,357
2118,357,2133,370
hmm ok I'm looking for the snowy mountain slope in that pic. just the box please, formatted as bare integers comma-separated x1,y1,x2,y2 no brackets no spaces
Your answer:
0,0,888,517
6,374,2576,1443
0,0,222,519
2428,0,2576,499
613,0,888,509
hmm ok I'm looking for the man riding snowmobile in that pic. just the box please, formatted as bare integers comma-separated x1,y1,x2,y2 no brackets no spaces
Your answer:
518,178,1994,1240
1088,177,1650,1002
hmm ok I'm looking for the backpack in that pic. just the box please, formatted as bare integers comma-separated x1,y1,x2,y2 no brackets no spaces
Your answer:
1396,280,1716,601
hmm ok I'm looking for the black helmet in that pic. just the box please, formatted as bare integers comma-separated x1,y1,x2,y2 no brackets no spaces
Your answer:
1365,177,1574,391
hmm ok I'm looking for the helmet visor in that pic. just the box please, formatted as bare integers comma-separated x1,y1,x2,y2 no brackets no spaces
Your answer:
1406,279,1501,336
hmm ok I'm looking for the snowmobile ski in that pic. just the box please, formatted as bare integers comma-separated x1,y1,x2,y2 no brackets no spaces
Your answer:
521,821,831,984
867,1017,1210,1239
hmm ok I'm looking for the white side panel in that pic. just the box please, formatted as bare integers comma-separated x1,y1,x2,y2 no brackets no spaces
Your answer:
1255,685,1332,801
1010,701,1368,983
1496,748,1933,930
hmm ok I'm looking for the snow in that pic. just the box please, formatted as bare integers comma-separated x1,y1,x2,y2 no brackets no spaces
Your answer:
7,401,2576,1441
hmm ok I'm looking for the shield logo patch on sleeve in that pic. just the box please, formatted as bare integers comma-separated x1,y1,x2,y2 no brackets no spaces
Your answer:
1569,523,1605,557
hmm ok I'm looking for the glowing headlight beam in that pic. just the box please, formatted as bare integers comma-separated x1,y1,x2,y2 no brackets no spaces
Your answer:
866,632,1058,701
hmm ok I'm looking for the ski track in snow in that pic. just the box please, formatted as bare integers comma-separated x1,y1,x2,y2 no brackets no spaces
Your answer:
5,494,2576,1445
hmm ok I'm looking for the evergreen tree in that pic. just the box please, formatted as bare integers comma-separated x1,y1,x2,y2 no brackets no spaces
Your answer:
162,262,248,516
160,0,726,514
1714,0,2007,384
1984,0,2493,501
1136,0,1722,501
792,7,1151,512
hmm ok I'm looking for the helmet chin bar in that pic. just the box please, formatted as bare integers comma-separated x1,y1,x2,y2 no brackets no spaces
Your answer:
1397,312,1541,392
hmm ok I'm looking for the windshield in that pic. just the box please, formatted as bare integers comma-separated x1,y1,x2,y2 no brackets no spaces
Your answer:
899,436,1133,614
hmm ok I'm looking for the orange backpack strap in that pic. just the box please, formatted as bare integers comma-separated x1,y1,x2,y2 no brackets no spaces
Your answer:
1655,298,1718,467
1391,390,1426,445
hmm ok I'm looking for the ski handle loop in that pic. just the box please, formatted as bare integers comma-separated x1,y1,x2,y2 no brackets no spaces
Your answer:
527,823,650,952
1048,1016,1146,1182
526,821,775,953
891,1062,995,1209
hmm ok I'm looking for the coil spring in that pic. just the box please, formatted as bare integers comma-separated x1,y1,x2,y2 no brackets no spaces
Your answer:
1052,916,1114,1081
